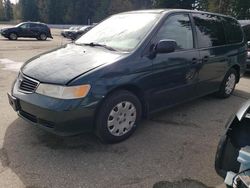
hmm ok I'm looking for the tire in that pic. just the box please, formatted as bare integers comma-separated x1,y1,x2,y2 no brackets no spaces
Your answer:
38,33,47,41
216,69,238,98
95,90,142,144
8,33,17,40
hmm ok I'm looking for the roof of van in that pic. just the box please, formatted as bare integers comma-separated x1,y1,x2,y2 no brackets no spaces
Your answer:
121,9,235,19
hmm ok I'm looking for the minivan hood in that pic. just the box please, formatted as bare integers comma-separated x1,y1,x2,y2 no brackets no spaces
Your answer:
22,44,124,85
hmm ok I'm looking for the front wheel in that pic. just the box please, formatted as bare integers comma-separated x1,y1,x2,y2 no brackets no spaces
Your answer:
95,90,142,143
9,33,17,40
216,69,238,98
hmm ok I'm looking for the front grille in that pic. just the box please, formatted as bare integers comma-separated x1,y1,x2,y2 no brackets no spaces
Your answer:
18,74,39,93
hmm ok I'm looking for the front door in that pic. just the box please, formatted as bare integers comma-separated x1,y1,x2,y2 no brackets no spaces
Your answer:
149,13,200,111
18,23,32,37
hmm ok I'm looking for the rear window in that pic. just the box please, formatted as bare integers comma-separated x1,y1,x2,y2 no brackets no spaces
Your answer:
223,17,243,44
193,13,226,48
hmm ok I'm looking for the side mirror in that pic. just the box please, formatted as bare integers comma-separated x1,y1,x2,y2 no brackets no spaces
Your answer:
155,39,177,54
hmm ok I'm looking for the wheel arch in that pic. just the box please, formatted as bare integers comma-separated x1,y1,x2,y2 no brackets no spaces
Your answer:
95,84,149,121
8,31,18,38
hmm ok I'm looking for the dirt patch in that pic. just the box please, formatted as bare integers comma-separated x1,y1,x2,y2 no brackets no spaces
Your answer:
0,148,10,167
34,133,128,155
149,119,200,128
153,179,211,188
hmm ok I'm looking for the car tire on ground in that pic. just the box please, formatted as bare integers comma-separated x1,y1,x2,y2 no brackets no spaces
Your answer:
216,68,238,98
8,33,18,40
95,90,142,144
38,33,47,41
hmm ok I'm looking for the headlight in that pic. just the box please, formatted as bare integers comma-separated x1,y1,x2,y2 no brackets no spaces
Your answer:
36,84,91,99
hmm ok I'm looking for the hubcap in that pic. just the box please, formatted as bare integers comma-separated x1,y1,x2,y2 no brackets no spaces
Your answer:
107,101,136,137
225,73,236,95
10,33,17,40
40,34,46,40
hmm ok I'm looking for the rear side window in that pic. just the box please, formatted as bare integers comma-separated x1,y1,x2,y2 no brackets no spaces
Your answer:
155,14,194,50
223,18,244,44
243,25,250,41
193,13,226,48
30,23,39,28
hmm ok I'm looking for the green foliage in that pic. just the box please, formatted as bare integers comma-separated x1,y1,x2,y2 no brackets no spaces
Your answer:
231,0,250,19
19,0,39,21
154,0,196,9
3,0,13,20
0,0,4,21
8,0,250,24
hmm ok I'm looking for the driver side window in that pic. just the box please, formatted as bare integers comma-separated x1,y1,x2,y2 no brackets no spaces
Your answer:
155,14,194,50
20,23,30,29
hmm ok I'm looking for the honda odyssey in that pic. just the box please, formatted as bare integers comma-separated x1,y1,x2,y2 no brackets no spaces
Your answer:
8,10,247,143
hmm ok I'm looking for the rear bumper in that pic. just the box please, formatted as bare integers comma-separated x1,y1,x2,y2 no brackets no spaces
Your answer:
246,59,250,71
10,79,99,136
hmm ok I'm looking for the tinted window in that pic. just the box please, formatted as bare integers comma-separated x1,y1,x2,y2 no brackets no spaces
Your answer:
155,14,194,50
223,18,243,44
30,23,39,28
20,23,30,29
193,13,226,48
243,25,250,41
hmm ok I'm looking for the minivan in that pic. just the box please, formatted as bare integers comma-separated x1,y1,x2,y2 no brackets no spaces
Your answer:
8,10,247,143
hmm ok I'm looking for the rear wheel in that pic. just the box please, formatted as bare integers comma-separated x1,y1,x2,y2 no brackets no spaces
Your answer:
216,69,238,98
38,33,47,41
9,33,17,40
95,90,142,143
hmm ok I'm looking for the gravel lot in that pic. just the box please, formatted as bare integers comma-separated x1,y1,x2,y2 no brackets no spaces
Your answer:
0,26,250,188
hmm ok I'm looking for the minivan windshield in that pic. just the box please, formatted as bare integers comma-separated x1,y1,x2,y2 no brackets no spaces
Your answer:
75,13,160,52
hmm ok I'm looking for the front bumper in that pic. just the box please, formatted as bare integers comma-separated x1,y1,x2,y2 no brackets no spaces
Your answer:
9,79,99,136
0,32,8,38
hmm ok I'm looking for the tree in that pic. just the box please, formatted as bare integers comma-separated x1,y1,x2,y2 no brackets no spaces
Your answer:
154,0,195,9
0,0,4,21
19,0,39,21
108,0,133,15
132,0,152,9
232,0,250,19
93,0,110,23
3,0,13,21
195,0,209,11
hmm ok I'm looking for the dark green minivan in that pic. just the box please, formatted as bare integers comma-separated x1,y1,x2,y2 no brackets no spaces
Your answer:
8,9,247,143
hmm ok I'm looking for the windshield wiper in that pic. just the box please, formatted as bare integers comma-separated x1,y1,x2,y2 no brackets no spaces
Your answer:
83,42,117,51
